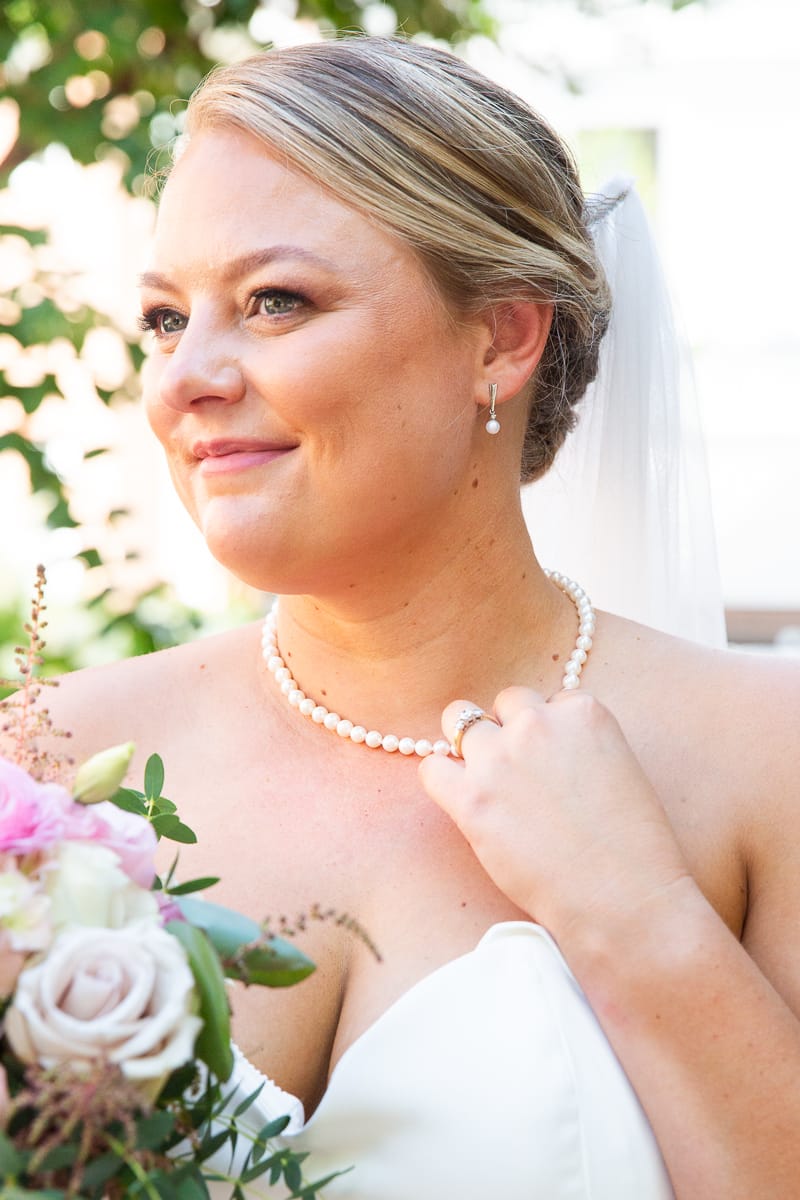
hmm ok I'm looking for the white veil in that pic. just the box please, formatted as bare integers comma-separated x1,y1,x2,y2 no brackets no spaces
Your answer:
522,178,727,647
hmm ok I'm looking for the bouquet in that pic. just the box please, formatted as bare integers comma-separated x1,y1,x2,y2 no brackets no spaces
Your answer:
0,572,346,1198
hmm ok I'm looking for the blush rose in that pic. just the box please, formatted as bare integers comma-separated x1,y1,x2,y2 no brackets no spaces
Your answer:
4,921,202,1099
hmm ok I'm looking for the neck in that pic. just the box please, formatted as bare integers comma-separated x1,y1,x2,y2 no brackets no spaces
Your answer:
264,505,583,741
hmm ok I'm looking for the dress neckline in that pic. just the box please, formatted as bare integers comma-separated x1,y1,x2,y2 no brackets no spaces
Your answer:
233,920,565,1133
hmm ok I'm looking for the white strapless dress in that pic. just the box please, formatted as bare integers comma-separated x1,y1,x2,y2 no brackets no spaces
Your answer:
207,921,674,1198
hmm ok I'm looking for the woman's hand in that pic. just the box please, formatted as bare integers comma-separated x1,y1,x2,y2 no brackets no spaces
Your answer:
419,687,692,938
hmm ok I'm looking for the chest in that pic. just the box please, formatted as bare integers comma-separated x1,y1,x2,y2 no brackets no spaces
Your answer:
155,684,747,1112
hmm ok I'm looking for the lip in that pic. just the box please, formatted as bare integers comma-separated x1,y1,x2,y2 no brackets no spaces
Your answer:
193,438,297,475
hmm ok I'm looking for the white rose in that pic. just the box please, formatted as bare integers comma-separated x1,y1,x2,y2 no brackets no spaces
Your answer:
47,841,158,930
0,866,51,953
4,922,202,1099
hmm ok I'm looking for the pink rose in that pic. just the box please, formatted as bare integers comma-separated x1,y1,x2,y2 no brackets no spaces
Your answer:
62,801,157,889
0,757,74,854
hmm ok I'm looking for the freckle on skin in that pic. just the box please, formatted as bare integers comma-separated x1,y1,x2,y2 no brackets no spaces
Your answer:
552,653,560,662
321,688,327,697
471,477,479,489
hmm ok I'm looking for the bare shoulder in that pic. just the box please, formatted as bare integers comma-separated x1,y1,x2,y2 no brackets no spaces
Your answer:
1,622,263,780
596,611,800,782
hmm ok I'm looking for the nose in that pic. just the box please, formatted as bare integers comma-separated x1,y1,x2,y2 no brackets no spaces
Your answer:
154,327,246,413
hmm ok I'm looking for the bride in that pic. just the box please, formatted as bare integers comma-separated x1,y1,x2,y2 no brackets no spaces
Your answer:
23,35,800,1198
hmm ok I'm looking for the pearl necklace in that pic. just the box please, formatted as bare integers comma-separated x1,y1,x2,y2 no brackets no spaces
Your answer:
260,570,595,759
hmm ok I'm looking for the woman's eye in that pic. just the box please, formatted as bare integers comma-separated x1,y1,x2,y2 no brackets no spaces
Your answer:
254,290,304,318
138,308,187,337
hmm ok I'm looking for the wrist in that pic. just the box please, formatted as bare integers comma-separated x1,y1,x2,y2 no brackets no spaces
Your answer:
549,874,719,1013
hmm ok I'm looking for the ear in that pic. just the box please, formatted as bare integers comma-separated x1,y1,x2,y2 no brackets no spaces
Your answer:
476,301,553,408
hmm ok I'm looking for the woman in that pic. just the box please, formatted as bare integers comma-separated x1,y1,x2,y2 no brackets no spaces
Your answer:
22,35,800,1198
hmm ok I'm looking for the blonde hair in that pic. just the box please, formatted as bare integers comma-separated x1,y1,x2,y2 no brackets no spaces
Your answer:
183,36,611,483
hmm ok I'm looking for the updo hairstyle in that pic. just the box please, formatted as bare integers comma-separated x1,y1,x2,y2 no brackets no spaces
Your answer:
184,36,611,483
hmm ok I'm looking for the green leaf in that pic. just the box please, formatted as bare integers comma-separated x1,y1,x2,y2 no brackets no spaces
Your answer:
0,224,47,245
46,495,78,529
110,786,148,815
0,1128,25,1174
234,940,317,988
284,1157,302,1192
241,1159,273,1184
153,795,177,815
77,1151,121,1191
0,1191,64,1200
166,920,233,1081
195,1128,232,1163
35,1142,78,1170
256,1115,291,1141
233,1081,265,1119
175,897,315,988
144,753,165,799
152,813,197,844
158,1061,200,1104
168,876,220,896
76,546,102,568
175,1172,211,1200
135,1110,177,1149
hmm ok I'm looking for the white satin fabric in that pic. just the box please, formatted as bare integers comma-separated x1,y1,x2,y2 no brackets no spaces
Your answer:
207,922,674,1198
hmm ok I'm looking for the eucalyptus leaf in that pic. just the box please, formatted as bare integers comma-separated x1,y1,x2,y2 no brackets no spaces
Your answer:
233,1081,265,1118
166,920,233,1081
233,941,317,988
255,1114,291,1142
176,897,315,987
175,1172,211,1199
195,1128,232,1163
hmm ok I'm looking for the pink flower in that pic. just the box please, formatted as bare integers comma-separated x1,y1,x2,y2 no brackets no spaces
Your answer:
0,757,74,854
156,892,185,925
62,801,157,889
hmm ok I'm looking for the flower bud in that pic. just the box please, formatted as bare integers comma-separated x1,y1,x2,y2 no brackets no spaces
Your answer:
73,743,135,805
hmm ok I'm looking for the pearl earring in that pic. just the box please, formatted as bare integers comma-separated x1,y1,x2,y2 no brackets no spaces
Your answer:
486,383,500,435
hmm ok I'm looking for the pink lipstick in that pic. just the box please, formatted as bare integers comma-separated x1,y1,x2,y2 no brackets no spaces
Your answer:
193,439,296,475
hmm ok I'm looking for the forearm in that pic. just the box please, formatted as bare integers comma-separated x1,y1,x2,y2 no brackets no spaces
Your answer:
556,879,800,1198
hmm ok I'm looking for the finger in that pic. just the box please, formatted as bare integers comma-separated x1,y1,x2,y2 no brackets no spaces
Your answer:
493,685,547,725
418,751,464,818
441,698,500,759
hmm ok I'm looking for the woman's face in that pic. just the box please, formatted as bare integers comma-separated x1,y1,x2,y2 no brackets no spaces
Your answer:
141,127,490,595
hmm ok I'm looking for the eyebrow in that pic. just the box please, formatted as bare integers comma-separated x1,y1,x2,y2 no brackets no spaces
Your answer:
138,245,341,291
